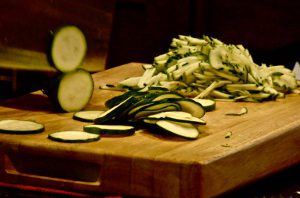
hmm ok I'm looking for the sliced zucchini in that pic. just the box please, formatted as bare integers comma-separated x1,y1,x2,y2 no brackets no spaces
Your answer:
193,98,216,111
156,120,199,139
48,131,100,143
144,111,206,125
84,124,135,136
209,45,228,70
50,25,87,72
173,98,205,118
94,96,135,124
73,110,105,122
105,90,141,108
133,102,181,119
0,119,44,134
151,92,183,101
46,69,94,112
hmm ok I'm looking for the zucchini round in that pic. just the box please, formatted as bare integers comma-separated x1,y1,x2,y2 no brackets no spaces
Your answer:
73,110,105,122
173,98,205,118
144,111,206,125
48,131,100,143
46,69,94,112
50,25,87,72
0,119,44,134
156,120,199,139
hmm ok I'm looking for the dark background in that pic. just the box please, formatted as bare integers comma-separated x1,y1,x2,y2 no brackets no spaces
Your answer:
107,0,300,69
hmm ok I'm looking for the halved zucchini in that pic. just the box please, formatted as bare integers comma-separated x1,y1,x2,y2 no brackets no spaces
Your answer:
84,124,135,136
0,119,44,134
50,25,87,72
48,131,100,143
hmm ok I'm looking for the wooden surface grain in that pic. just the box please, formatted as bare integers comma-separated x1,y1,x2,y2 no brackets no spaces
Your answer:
0,63,299,198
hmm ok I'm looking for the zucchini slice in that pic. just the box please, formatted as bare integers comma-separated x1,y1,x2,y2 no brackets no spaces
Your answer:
174,99,205,118
151,92,183,101
105,90,142,108
94,96,135,124
50,25,87,72
48,131,100,143
84,124,135,136
156,120,199,139
0,119,44,134
47,69,94,112
193,98,216,111
73,110,105,122
144,111,206,125
133,102,181,119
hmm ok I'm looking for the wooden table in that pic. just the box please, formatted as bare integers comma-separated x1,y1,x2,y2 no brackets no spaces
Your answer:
0,63,299,198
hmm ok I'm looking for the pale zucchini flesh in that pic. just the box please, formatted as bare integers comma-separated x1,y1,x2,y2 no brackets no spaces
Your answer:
57,69,94,112
0,119,44,134
156,120,199,139
145,111,206,125
51,26,87,72
48,131,100,143
73,110,105,122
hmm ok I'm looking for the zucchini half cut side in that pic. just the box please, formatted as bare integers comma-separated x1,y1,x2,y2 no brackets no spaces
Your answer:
50,25,87,72
0,119,45,134
48,131,100,143
84,124,135,136
48,69,94,112
156,120,199,139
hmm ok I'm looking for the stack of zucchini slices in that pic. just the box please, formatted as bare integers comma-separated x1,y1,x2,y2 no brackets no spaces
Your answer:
73,88,213,140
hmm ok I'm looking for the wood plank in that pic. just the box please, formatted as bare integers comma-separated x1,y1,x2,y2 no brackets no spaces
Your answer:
0,63,299,197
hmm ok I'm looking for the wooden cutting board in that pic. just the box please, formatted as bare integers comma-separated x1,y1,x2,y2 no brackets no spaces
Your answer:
0,63,299,198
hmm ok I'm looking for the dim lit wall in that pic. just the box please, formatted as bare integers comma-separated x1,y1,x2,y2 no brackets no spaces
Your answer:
107,0,300,69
